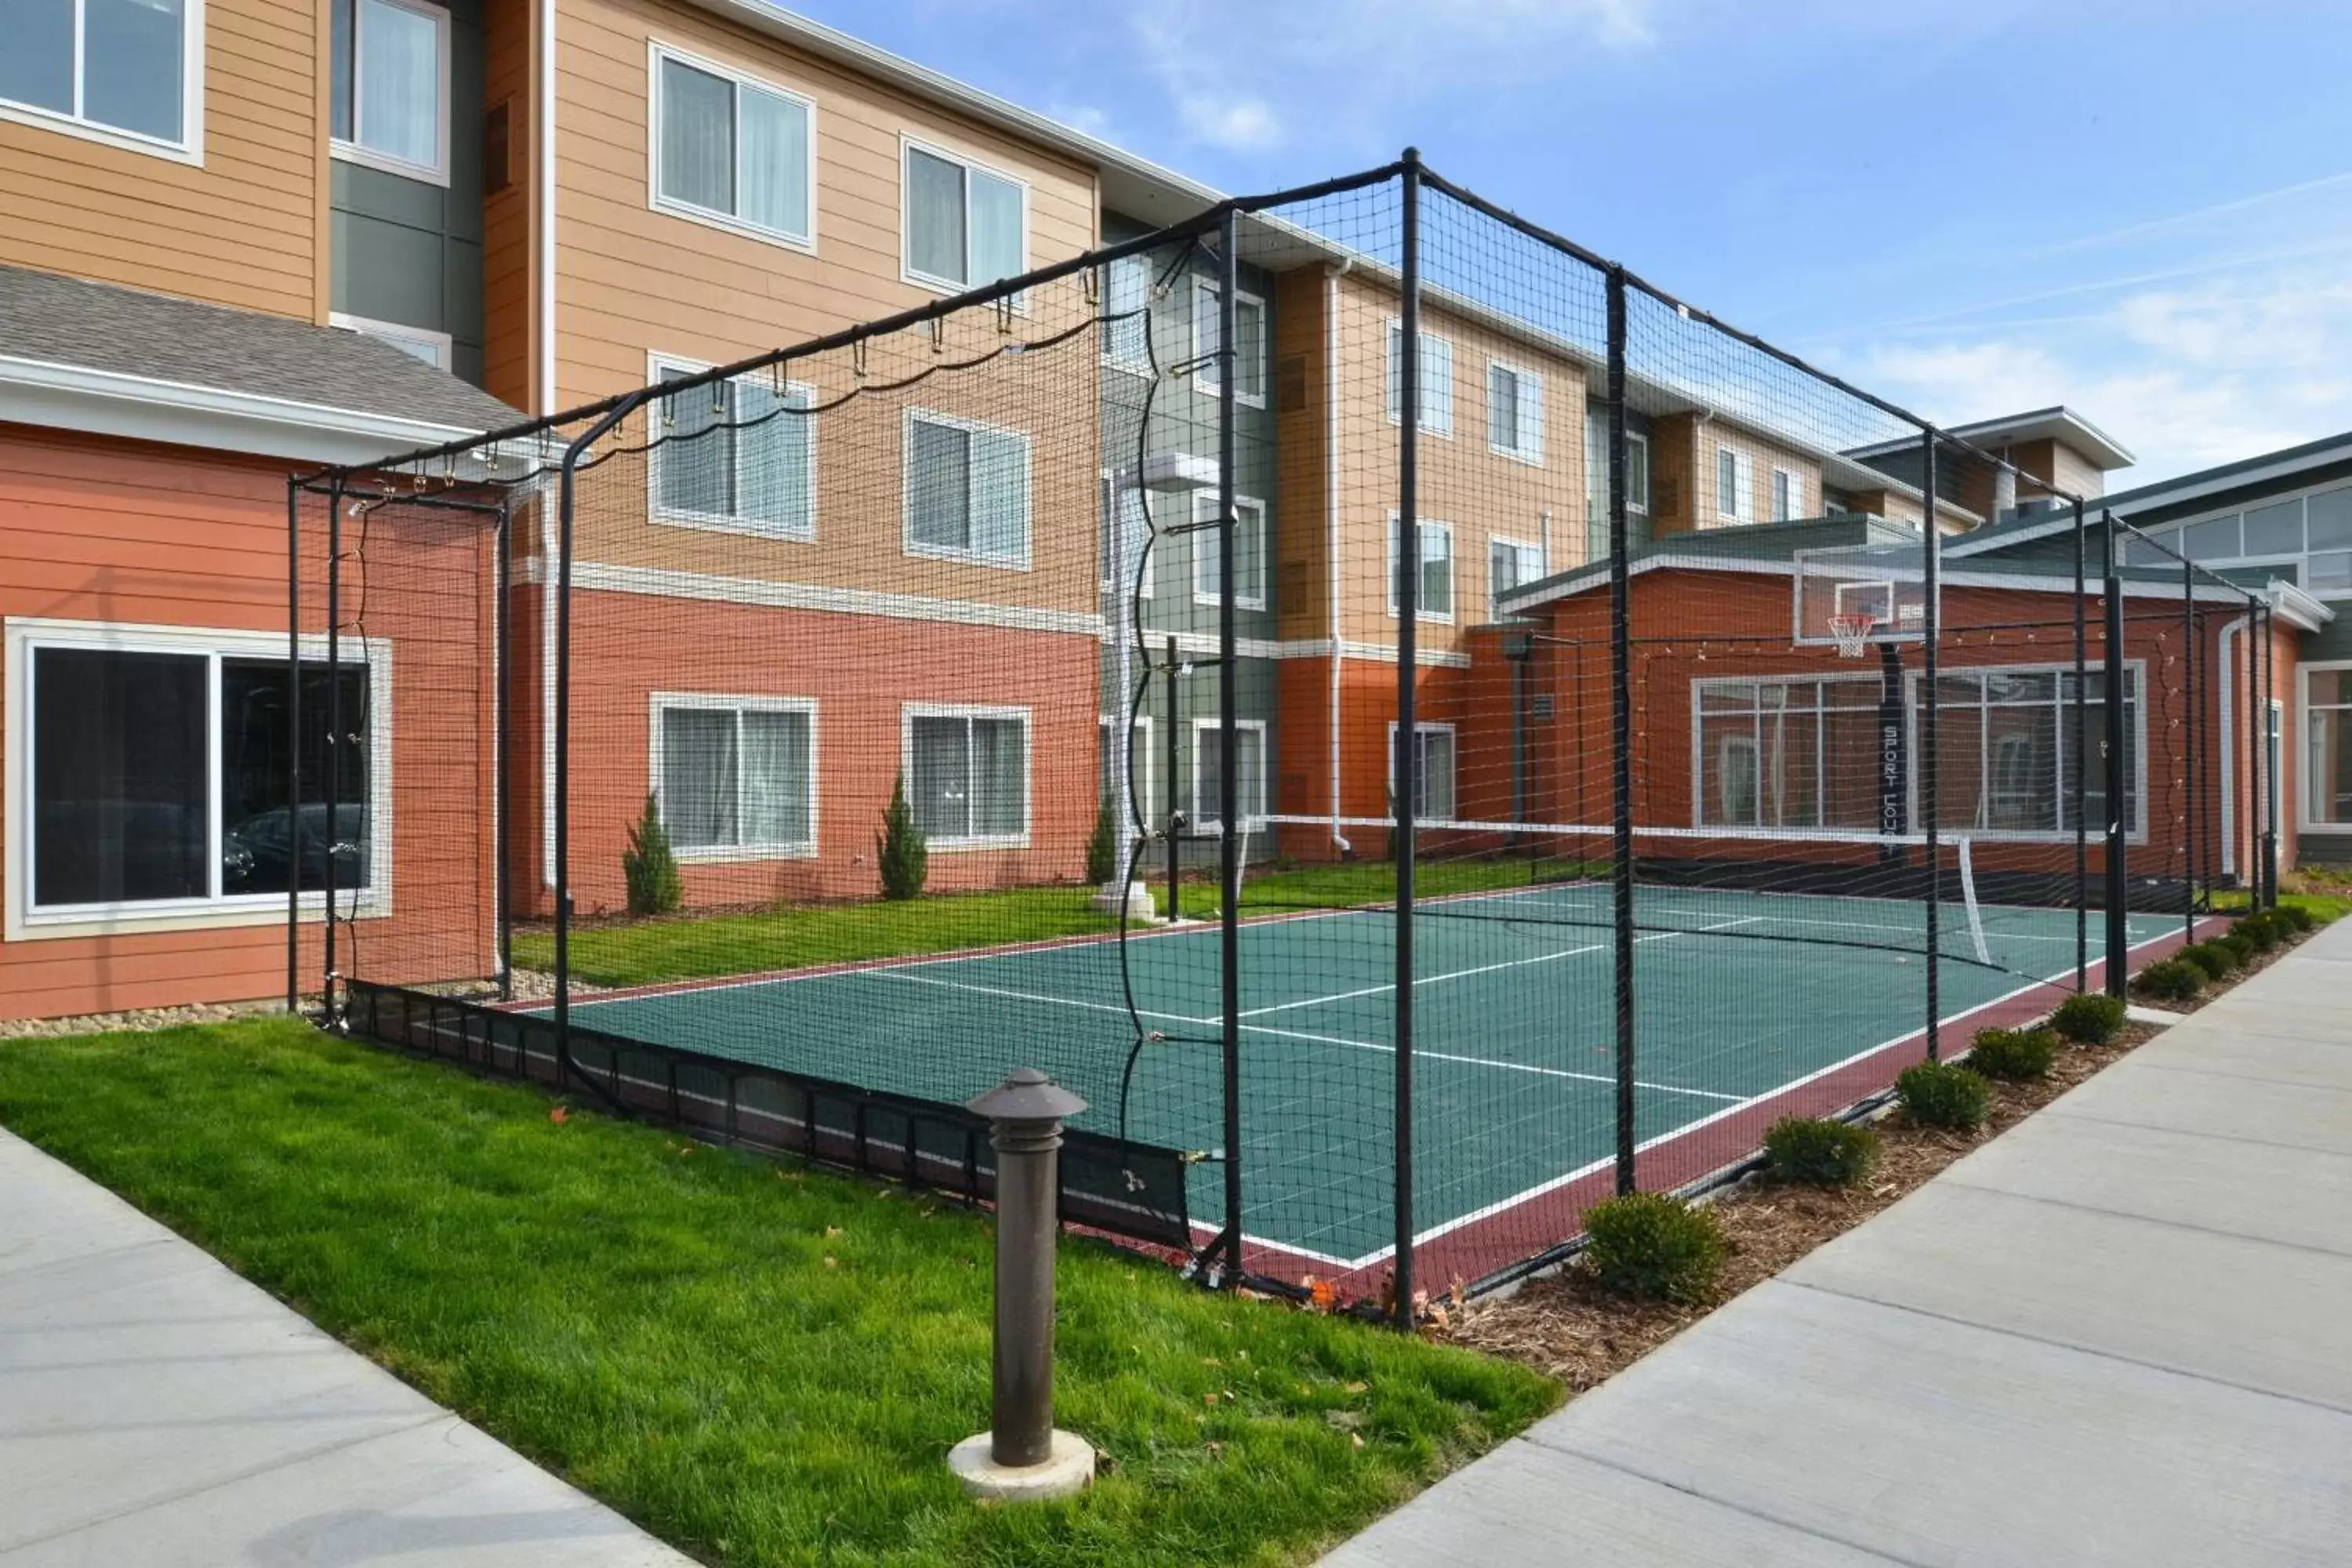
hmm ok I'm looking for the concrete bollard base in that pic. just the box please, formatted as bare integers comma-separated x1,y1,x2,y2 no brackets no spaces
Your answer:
947,1431,1097,1502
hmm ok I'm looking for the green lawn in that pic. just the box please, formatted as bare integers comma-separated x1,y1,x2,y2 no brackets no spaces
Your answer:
0,1018,1555,1568
523,860,1580,989
2210,887,2352,924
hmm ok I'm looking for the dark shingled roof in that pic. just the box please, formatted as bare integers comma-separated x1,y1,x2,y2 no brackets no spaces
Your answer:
0,263,521,434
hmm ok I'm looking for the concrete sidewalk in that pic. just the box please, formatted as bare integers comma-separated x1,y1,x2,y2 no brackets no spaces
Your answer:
0,1127,693,1566
1329,919,2352,1567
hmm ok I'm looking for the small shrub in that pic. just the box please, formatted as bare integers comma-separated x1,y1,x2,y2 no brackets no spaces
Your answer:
621,793,683,917
2050,991,2127,1044
2177,942,2235,982
1968,1026,2058,1082
2277,902,2318,933
1762,1116,1879,1186
2134,957,2203,1003
1582,1192,1726,1305
2216,931,2256,966
876,771,928,901
1896,1060,1992,1131
1085,793,1120,885
2234,913,2282,953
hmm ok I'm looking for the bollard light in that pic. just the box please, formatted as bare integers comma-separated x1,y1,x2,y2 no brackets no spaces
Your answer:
946,1067,1097,1501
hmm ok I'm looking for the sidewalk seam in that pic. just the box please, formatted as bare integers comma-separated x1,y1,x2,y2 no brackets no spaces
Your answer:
1933,1176,2352,1261
2042,1105,2352,1160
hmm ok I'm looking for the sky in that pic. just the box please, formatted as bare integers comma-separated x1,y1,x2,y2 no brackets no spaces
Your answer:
778,0,2352,487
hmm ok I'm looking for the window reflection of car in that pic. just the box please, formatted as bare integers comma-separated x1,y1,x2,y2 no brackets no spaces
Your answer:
223,804,368,892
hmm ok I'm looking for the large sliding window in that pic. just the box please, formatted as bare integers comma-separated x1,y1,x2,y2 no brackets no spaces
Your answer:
2305,668,2352,829
14,624,385,928
2,0,196,154
1695,677,1885,830
652,359,815,539
906,410,1030,566
903,140,1025,292
332,0,448,182
652,45,814,247
652,696,815,858
906,707,1028,846
1922,666,2140,838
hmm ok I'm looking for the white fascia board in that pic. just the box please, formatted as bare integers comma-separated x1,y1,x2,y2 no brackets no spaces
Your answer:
0,354,490,466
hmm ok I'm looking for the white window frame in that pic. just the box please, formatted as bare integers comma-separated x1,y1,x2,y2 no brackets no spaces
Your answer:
647,351,818,542
1687,672,1883,834
902,407,1032,570
1488,535,1545,620
1627,431,1651,513
648,693,818,862
645,41,817,252
1903,662,2148,844
1192,492,1266,610
332,0,453,185
1101,252,1155,376
1386,720,1458,823
2300,661,2352,834
1715,445,1754,522
4,616,393,941
1485,358,1544,465
1192,278,1267,408
1190,717,1268,832
1098,713,1154,822
332,312,454,371
1386,512,1456,623
899,134,1030,299
1384,320,1455,437
1772,466,1800,524
1100,471,1153,598
2139,483,2352,601
0,0,205,164
902,702,1031,850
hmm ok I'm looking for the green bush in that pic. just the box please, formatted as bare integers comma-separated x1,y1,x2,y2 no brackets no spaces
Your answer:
2050,991,2127,1044
2177,942,2235,982
1085,793,1120,886
1582,1192,1726,1305
2277,902,2318,933
2235,913,2282,953
2134,957,2203,1003
1968,1026,2058,1082
621,793,684,917
1762,1117,1879,1186
876,771,928,901
2216,931,2256,966
1896,1060,1992,1131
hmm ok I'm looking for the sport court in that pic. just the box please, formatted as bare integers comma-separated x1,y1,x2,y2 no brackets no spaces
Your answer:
550,877,2183,1272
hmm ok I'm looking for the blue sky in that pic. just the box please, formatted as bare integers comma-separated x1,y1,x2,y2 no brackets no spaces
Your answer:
782,0,2351,485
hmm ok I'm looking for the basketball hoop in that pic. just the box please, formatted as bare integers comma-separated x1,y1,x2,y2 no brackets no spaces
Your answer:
1827,612,1879,659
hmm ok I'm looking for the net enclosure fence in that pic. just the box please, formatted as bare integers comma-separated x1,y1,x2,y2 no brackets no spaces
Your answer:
289,152,2278,1321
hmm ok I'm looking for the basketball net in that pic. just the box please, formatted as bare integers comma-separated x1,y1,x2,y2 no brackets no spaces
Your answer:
1828,612,1878,659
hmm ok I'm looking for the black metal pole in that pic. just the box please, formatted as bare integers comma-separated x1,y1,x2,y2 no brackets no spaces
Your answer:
286,482,303,1014
1606,265,1635,1196
323,477,344,1019
2183,552,2196,943
1392,148,1422,1330
2245,593,2259,908
2073,499,2088,991
1920,434,1940,1061
1164,634,1180,923
496,503,515,999
1216,205,1244,1288
2261,604,2278,906
2103,511,2129,996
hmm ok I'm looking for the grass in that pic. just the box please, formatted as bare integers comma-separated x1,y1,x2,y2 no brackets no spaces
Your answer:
517,859,1578,989
0,1018,1555,1568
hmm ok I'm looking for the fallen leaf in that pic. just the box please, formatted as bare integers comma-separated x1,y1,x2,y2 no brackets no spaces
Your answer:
823,1256,839,1269
1350,1432,1365,1450
547,1105,569,1125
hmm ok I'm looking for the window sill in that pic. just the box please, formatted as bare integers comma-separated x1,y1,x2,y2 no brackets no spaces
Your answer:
901,267,1029,314
652,508,815,544
8,894,389,943
1194,593,1268,612
673,844,818,863
0,98,200,165
652,194,815,256
1488,443,1544,467
332,140,451,188
927,833,1032,852
905,541,1031,572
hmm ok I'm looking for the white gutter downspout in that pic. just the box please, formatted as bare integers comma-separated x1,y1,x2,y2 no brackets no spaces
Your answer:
538,0,559,887
2219,613,2247,879
1325,262,1351,855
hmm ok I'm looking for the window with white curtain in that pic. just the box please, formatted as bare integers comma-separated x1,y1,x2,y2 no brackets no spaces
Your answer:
2,0,195,151
1102,253,1152,372
1489,536,1544,618
1384,322,1454,434
652,47,812,245
330,0,446,180
655,698,815,856
651,360,815,539
1388,515,1454,620
1193,720,1265,829
1716,445,1754,521
1486,362,1544,462
1388,722,1456,820
907,708,1028,844
906,411,1029,565
903,141,1025,292
1193,281,1267,405
1192,493,1265,608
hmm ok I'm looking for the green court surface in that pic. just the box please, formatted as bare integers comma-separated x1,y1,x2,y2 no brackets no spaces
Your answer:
557,883,2181,1272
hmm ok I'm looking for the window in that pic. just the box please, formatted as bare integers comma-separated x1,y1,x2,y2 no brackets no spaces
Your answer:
653,697,814,857
1772,467,1800,524
1489,537,1545,618
1627,432,1650,511
1486,362,1544,462
1194,281,1266,406
906,410,1029,566
903,140,1025,292
1715,445,1754,522
1388,516,1454,620
12,622,387,930
2306,669,2352,829
1192,494,1266,608
1695,678,1884,829
652,359,815,539
332,0,448,182
1922,666,2140,839
2,0,197,154
1388,722,1456,821
331,312,452,371
1384,323,1454,435
1102,253,1152,372
1098,716,1153,821
1192,720,1265,829
651,46,813,247
906,708,1028,845
1100,474,1152,597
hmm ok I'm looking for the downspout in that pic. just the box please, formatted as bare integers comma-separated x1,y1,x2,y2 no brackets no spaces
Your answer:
1324,260,1351,855
2218,613,2245,880
536,0,559,889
